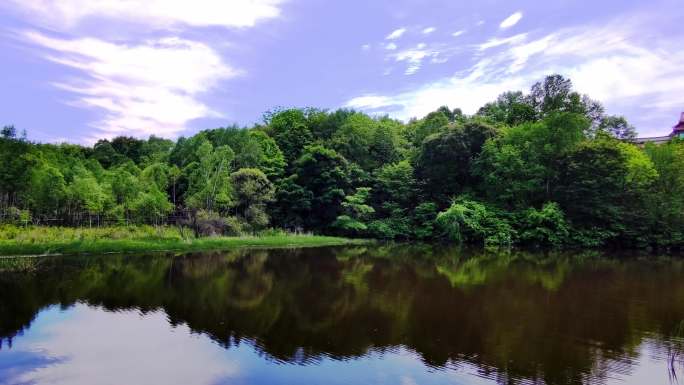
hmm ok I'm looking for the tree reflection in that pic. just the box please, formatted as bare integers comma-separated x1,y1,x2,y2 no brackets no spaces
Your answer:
1,247,684,384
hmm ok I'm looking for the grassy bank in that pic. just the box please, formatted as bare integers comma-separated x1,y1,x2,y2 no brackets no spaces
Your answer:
0,225,364,256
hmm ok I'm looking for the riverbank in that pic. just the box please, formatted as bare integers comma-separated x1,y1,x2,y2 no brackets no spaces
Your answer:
0,225,364,256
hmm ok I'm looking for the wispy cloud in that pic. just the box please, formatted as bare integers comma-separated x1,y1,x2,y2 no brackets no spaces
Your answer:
478,33,527,51
6,0,285,29
500,12,523,29
346,19,684,135
422,27,436,35
452,30,465,38
3,0,285,141
385,42,398,50
386,28,407,40
394,44,440,75
23,32,237,140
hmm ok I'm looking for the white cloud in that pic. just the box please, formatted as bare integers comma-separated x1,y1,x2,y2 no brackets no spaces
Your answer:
394,44,440,75
385,42,398,50
5,0,285,29
345,21,684,136
361,44,371,51
422,27,436,35
452,30,465,38
478,33,527,51
386,28,407,40
24,31,237,140
500,12,523,29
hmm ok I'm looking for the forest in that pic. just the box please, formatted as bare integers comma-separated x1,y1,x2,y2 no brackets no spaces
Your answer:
1,74,683,249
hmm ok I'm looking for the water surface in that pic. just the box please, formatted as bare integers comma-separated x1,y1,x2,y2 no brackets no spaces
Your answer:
1,245,684,384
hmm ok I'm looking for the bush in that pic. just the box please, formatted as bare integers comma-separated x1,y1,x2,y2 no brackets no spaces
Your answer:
192,210,244,237
1,207,31,226
436,199,513,246
412,202,438,240
516,202,570,247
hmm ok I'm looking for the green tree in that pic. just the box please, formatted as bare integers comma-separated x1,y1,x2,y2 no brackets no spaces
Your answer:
555,139,656,246
230,168,275,229
477,91,536,126
334,187,375,236
140,162,170,191
131,187,173,225
68,172,109,226
415,121,497,206
293,145,351,230
185,140,235,212
477,113,587,208
26,162,67,223
266,109,314,166
643,140,684,246
374,160,416,210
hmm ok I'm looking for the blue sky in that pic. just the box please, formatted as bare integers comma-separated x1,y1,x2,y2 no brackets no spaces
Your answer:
1,0,683,143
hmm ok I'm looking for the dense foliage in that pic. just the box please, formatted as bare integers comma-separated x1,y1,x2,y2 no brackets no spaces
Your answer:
1,75,681,249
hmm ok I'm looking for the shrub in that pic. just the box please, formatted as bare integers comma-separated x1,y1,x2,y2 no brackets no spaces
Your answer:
436,199,513,246
516,202,570,247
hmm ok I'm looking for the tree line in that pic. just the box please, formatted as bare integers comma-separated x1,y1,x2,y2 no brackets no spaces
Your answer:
1,74,682,248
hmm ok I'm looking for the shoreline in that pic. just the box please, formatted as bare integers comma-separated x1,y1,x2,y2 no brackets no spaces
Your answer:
0,227,366,257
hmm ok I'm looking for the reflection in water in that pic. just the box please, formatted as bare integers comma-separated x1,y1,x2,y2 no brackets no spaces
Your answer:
1,245,683,384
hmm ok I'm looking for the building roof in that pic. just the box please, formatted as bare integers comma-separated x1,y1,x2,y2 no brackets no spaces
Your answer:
634,112,684,144
674,112,684,133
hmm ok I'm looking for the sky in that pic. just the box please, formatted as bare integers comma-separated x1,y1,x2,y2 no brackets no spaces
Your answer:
1,0,683,144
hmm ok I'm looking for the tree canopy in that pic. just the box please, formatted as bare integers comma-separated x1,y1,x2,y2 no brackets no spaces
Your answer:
1,74,681,249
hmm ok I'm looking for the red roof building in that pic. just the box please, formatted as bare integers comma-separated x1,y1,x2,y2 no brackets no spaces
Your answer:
672,112,684,139
634,112,684,145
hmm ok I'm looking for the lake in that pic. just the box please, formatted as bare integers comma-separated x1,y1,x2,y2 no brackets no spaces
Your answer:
1,245,684,385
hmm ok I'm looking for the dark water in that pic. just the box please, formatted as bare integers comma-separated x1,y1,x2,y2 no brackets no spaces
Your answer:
1,245,684,385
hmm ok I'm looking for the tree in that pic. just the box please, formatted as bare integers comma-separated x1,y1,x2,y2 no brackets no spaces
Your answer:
555,139,656,246
248,130,286,179
528,74,604,126
185,140,234,213
409,109,449,146
476,113,587,208
643,141,684,246
230,168,275,229
0,136,32,207
334,187,375,236
131,187,173,225
26,162,67,223
477,91,536,126
374,160,416,210
2,125,17,139
270,175,313,230
168,165,181,208
266,109,314,166
107,165,140,222
110,136,145,164
412,202,438,240
596,116,637,140
140,162,170,191
331,113,376,170
92,140,122,168
292,145,351,230
68,172,109,226
415,121,497,206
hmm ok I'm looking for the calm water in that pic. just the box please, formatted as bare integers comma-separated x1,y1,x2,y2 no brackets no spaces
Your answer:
1,245,684,385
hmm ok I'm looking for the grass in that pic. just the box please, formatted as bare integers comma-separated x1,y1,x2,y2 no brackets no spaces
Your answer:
0,225,365,256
